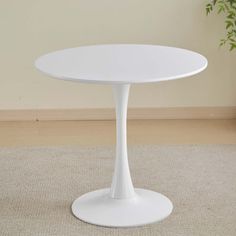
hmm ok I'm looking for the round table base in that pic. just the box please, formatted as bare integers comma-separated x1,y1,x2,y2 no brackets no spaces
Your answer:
71,188,173,227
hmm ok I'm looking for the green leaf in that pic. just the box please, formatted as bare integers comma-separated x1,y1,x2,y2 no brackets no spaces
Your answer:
226,20,234,29
229,42,236,50
206,3,213,14
218,6,224,13
227,13,235,18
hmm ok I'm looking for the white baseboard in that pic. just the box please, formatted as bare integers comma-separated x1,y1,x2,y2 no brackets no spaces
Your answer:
0,107,236,121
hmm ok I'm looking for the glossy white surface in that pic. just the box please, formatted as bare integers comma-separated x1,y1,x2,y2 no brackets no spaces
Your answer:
72,188,173,227
35,44,207,84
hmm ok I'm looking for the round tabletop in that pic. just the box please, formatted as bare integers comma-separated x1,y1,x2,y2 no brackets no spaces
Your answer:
35,44,207,84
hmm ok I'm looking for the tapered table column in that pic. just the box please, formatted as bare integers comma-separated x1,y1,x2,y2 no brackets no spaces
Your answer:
110,84,135,199
71,84,173,227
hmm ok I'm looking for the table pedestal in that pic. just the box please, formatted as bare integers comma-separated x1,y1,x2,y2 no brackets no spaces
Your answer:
71,84,173,227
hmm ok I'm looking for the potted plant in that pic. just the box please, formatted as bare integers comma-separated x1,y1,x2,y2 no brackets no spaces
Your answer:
206,0,236,50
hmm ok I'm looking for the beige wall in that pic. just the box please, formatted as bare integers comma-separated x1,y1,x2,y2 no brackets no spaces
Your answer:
0,0,236,109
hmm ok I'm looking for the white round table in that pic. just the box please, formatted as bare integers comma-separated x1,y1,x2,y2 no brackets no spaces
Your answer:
35,44,207,227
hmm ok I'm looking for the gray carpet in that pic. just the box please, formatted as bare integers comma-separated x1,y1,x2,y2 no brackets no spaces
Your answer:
0,145,236,236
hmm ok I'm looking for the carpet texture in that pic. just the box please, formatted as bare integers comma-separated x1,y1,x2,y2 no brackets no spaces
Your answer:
0,145,236,236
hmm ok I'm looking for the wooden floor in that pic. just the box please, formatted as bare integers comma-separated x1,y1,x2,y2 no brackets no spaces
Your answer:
0,119,235,147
